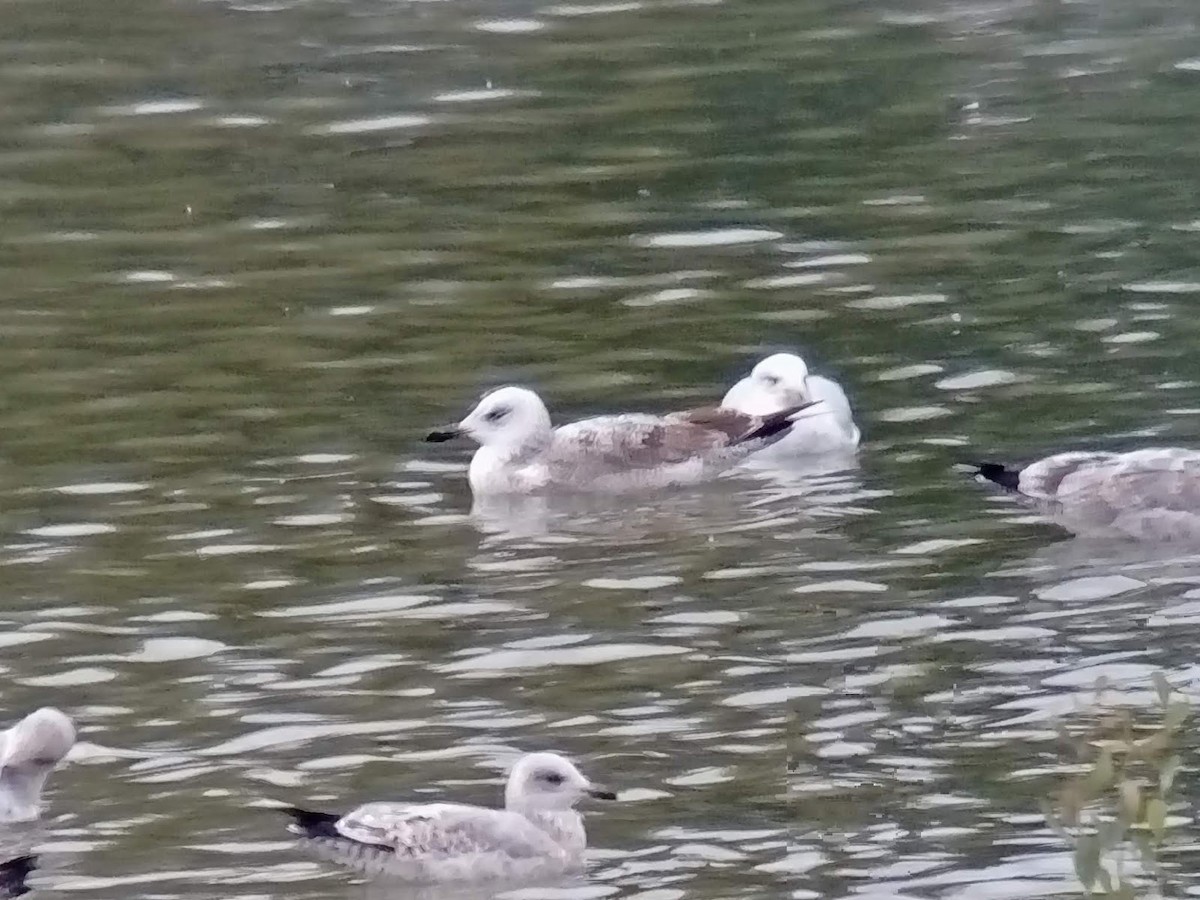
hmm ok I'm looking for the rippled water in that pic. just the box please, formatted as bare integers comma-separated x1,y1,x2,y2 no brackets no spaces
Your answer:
4,0,1200,897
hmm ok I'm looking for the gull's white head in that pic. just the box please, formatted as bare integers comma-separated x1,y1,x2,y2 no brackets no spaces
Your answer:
504,752,615,813
749,353,811,404
723,353,812,415
427,386,553,456
0,707,76,822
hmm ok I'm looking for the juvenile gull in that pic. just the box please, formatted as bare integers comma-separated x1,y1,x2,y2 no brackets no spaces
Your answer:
722,353,860,457
968,448,1200,542
0,857,34,899
0,708,75,822
284,751,615,883
426,385,817,495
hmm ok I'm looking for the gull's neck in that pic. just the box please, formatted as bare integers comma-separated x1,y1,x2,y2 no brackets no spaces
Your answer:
517,808,586,855
0,768,46,822
495,427,553,463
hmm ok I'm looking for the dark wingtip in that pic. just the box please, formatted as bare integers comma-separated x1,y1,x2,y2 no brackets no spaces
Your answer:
739,400,822,444
425,429,460,443
961,460,1021,492
282,806,393,852
0,856,36,899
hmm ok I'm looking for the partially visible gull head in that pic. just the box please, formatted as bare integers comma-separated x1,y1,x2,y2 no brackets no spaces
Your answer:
723,353,814,416
427,386,553,453
0,707,76,822
747,353,811,405
505,752,616,813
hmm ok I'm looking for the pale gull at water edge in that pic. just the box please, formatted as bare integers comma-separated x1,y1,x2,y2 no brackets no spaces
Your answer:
0,708,75,822
426,385,817,495
723,353,860,458
968,447,1200,542
284,751,616,883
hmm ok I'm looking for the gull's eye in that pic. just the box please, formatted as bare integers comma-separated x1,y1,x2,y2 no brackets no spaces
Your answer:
484,405,510,423
760,374,781,387
541,771,565,786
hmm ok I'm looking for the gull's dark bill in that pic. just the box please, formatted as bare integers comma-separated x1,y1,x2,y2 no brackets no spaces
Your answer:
586,787,617,801
426,427,462,442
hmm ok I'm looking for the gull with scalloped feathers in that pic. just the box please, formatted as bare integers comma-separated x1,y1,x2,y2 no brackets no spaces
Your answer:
967,448,1200,542
283,751,616,884
722,353,860,459
426,385,818,495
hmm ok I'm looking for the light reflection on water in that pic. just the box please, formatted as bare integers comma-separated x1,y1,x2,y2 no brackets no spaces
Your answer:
3,0,1200,897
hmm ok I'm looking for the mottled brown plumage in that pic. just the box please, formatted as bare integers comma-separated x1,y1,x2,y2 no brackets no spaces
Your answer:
428,386,817,494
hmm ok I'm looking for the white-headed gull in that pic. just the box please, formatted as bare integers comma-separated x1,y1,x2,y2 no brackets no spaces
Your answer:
722,353,859,457
284,751,616,883
426,385,817,495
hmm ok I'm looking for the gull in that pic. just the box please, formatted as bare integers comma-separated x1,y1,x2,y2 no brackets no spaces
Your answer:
0,708,75,822
426,385,817,495
0,856,34,899
967,448,1200,541
722,353,860,457
284,751,616,883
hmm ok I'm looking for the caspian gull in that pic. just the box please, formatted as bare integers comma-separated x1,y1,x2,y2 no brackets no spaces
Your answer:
722,353,860,457
426,385,817,495
0,708,75,822
284,751,615,883
0,856,34,899
968,448,1200,541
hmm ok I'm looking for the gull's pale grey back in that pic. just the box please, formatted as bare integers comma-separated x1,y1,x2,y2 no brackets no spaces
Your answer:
331,803,573,882
972,448,1200,541
285,750,615,884
427,384,814,495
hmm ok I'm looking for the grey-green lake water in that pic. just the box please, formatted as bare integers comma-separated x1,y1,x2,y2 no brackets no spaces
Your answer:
3,0,1200,897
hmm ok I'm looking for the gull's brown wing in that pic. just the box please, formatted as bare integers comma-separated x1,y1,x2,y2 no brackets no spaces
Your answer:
549,403,812,473
673,402,813,445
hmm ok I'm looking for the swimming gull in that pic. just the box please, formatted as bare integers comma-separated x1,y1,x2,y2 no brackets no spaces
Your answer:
284,751,616,883
0,708,75,822
426,385,817,495
722,353,860,457
968,448,1200,541
0,857,34,899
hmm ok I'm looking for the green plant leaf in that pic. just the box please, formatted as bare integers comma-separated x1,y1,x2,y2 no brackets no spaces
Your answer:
1041,800,1073,842
1074,831,1101,891
1145,798,1168,840
1118,780,1141,822
1151,671,1171,707
1099,815,1126,850
1159,754,1181,796
1087,746,1116,793
1132,830,1157,873
1164,700,1190,734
